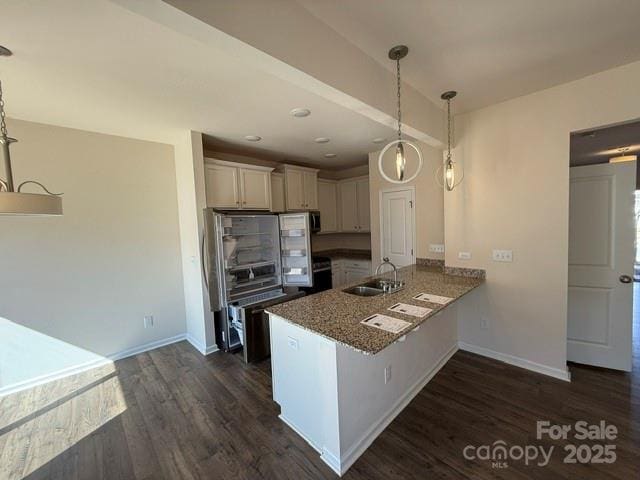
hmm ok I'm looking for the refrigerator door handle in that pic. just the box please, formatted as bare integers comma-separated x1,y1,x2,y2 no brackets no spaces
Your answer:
201,230,209,291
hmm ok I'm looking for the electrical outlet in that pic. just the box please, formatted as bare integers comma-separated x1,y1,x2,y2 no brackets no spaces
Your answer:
480,316,490,330
384,365,392,384
429,244,445,253
287,337,299,350
458,251,472,260
492,249,513,262
143,315,154,328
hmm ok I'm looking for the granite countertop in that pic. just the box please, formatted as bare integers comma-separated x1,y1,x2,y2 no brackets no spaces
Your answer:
313,248,372,260
266,264,483,354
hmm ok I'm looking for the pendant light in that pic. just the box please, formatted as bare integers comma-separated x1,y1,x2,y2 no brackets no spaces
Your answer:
609,147,637,164
377,45,423,184
0,50,63,215
436,90,463,191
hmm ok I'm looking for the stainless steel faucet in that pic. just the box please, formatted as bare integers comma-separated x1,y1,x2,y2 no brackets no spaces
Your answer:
375,257,398,283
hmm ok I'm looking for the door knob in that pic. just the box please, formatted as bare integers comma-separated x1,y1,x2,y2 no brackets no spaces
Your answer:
619,275,633,284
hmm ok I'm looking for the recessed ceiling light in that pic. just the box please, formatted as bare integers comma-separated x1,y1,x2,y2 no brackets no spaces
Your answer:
290,108,311,118
0,46,12,57
372,137,386,144
244,135,262,142
324,153,337,158
314,137,330,143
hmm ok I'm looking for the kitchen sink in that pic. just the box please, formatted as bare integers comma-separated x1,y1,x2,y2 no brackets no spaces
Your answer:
342,278,405,297
342,285,384,297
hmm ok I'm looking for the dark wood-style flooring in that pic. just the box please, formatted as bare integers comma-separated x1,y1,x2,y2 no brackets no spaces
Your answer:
1,316,639,479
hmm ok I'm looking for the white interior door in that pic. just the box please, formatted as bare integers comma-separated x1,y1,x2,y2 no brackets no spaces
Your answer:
380,188,415,267
568,161,636,371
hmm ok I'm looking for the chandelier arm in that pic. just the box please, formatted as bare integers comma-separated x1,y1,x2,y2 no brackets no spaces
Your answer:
17,180,63,196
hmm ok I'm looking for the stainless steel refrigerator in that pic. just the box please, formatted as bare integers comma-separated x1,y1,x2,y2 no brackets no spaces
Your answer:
202,209,313,362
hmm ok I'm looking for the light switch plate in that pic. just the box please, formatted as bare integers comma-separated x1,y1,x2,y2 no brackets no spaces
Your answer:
458,251,472,260
429,244,445,253
492,249,513,262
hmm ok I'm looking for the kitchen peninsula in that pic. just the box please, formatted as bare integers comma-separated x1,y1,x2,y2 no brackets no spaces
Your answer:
266,264,483,475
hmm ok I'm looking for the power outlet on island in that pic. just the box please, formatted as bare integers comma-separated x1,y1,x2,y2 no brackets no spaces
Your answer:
458,251,472,260
384,365,392,384
143,315,154,328
480,316,490,330
492,249,513,262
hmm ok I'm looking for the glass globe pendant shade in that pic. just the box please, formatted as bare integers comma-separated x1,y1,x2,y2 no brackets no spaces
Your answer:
436,155,464,192
395,142,406,181
378,139,423,184
445,158,455,191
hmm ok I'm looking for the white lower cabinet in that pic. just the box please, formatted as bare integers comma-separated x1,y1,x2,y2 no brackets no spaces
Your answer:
331,259,371,288
331,260,343,288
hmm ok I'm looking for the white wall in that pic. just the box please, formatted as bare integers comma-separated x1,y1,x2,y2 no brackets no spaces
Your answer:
0,119,186,387
369,142,445,264
174,131,216,354
447,60,640,376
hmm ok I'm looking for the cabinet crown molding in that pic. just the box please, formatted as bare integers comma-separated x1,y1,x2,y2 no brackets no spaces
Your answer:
205,158,274,172
281,163,320,173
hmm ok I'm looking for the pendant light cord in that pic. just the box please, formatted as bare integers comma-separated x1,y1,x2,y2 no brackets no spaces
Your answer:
396,58,402,141
446,97,452,160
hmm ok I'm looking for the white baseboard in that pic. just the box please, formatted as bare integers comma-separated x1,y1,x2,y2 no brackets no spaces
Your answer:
0,333,188,397
110,333,187,361
279,414,323,454
186,334,219,355
325,342,459,476
458,341,571,382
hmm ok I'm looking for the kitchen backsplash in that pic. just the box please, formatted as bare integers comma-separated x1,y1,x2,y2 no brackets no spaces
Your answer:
312,233,372,252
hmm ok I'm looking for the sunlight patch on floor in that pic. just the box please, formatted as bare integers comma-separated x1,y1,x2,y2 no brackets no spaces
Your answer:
0,317,111,395
0,366,127,479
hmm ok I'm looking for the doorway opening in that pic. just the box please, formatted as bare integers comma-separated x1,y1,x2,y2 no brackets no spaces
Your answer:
568,120,640,372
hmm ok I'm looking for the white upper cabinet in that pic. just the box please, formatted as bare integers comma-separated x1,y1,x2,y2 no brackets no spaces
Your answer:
270,173,285,212
339,180,359,232
239,168,271,209
304,171,318,210
283,165,319,211
205,159,273,210
317,179,338,233
205,163,240,209
339,177,370,232
285,168,305,210
356,178,370,232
